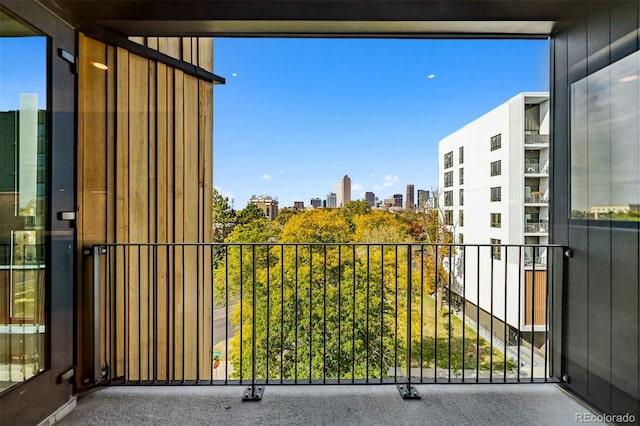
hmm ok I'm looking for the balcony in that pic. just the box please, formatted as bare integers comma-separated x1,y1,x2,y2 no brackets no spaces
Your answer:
60,382,600,425
524,134,550,145
524,222,549,234
524,163,548,175
524,193,548,204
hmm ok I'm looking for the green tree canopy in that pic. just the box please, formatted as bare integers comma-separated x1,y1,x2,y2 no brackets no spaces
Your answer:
236,202,267,226
212,188,236,242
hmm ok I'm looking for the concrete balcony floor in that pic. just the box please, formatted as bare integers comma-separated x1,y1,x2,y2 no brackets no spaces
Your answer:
59,384,604,425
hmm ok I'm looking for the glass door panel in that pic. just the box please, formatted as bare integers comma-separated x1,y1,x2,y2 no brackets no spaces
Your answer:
0,14,47,393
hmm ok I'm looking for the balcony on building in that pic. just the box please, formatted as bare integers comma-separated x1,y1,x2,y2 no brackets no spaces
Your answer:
524,134,549,147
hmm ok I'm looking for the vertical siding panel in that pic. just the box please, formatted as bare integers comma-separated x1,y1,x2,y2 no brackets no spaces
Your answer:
564,15,589,399
157,37,168,57
115,46,130,378
166,67,176,380
166,37,181,61
146,37,158,51
198,38,213,73
156,62,168,380
191,38,199,67
586,5,612,412
129,54,150,381
183,75,199,379
147,59,158,379
173,69,185,380
201,79,214,378
182,37,192,64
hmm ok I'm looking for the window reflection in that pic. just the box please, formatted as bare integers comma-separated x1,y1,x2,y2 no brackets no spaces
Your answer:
0,11,47,393
571,49,640,221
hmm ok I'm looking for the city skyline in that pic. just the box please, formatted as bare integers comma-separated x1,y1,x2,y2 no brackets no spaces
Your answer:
213,38,549,207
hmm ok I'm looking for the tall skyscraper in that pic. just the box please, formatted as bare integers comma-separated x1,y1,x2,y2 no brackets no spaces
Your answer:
393,194,403,208
310,198,322,208
334,182,343,207
417,189,430,211
342,175,351,206
405,184,415,211
364,191,375,207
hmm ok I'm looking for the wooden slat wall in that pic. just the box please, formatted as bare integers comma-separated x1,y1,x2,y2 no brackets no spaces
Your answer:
76,33,214,387
524,270,547,326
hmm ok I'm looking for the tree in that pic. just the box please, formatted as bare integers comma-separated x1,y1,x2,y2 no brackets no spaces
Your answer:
236,202,266,226
281,209,350,243
275,207,300,226
212,188,236,242
341,200,372,232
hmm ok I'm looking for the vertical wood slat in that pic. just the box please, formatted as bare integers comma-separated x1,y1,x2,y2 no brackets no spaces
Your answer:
524,270,547,326
78,34,214,383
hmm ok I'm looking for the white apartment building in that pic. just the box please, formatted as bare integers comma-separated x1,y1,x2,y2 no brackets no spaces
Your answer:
438,92,550,344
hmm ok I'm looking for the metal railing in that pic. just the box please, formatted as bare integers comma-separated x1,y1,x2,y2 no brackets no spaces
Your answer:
524,194,548,204
524,222,549,233
524,134,549,144
89,243,565,397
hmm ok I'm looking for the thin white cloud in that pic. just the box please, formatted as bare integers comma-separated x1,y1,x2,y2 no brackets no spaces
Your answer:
279,169,285,174
373,185,382,191
353,183,363,191
383,182,393,187
370,173,376,178
232,73,238,77
262,173,273,180
384,174,399,183
427,74,436,79
214,186,234,200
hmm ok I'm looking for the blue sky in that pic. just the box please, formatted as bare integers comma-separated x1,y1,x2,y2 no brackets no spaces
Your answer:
213,38,549,209
0,37,47,110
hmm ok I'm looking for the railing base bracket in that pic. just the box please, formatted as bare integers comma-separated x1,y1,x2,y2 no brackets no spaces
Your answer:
397,384,420,399
242,385,264,401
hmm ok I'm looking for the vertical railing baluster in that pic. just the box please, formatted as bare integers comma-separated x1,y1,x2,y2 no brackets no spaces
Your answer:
504,245,508,382
517,245,522,382
196,244,200,383
406,244,412,386
181,245,185,383
475,246,480,382
420,245,424,383
544,246,550,381
266,245,270,384
153,245,158,383
380,245,384,382
490,244,494,383
448,244,452,382
366,244,370,382
434,244,438,382
394,245,398,383
240,245,244,383
462,245,466,383
531,246,536,381
323,245,327,383
225,245,229,384
138,245,142,384
351,245,356,383
309,245,313,383
280,244,284,384
210,244,214,385
295,245,299,383
251,245,257,395
338,246,342,383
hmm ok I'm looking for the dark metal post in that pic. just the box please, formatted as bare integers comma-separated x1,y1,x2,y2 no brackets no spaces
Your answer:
244,244,263,401
92,245,107,383
398,244,419,399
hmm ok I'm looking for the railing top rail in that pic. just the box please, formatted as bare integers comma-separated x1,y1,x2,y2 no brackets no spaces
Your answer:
90,242,567,249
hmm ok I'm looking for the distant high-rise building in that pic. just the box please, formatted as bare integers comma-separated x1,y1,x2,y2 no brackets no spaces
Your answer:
342,175,351,206
326,192,337,208
405,184,415,210
310,198,322,208
334,182,343,207
364,191,375,207
250,195,279,221
293,201,304,210
393,194,403,208
417,189,430,211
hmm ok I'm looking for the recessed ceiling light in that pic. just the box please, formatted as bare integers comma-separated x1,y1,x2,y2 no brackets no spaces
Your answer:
90,61,108,70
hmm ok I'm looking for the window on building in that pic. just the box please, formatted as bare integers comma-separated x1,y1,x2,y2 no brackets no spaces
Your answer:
444,151,453,169
491,238,502,260
444,210,454,225
491,186,502,202
459,210,464,226
490,133,502,151
444,190,453,206
459,168,464,185
490,213,502,228
459,146,464,164
444,171,453,187
490,160,502,176
458,234,464,244
459,189,464,206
